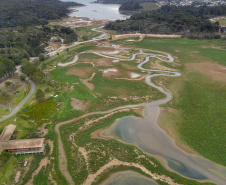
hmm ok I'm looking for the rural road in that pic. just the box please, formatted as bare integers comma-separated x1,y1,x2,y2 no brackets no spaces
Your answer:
0,104,12,110
0,68,36,123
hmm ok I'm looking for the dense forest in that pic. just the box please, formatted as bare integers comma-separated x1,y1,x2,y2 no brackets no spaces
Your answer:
0,0,80,77
0,0,82,28
105,5,226,35
0,26,78,64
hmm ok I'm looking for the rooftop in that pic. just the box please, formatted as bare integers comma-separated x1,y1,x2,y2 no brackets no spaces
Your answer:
0,124,45,154
1,138,44,150
0,124,16,141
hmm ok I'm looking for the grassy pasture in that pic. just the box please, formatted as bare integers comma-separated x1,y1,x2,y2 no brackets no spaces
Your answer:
134,38,226,66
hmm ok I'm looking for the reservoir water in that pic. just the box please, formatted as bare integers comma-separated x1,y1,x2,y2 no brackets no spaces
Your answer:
62,0,129,20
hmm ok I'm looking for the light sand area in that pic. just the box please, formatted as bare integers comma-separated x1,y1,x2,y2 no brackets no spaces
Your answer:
49,16,108,28
83,158,179,185
130,72,141,78
58,55,78,67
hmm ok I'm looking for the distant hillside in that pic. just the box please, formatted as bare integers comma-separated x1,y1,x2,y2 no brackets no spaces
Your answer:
0,0,83,28
96,0,153,4
119,1,158,11
105,5,226,36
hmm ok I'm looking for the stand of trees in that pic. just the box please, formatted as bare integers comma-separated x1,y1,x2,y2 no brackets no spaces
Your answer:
105,5,226,35
0,57,15,79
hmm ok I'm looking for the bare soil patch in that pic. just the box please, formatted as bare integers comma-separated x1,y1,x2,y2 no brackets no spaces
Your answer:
71,98,91,110
186,63,226,83
93,58,113,66
66,66,93,78
81,79,95,90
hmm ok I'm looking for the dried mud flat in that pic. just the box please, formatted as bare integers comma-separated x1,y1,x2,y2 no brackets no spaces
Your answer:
71,98,91,110
186,62,226,83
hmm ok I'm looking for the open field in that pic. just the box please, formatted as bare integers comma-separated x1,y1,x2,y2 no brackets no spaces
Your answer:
140,2,160,11
120,37,226,166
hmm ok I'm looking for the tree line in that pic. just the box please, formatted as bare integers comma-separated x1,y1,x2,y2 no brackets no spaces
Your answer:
105,5,226,35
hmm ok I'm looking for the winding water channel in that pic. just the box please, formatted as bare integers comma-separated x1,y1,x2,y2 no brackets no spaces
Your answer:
83,46,226,185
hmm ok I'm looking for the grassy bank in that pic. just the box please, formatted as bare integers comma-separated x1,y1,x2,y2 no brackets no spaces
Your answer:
60,110,213,185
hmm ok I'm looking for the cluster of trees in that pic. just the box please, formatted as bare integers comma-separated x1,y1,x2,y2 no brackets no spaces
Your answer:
21,59,46,84
0,57,15,79
105,5,225,35
0,0,83,28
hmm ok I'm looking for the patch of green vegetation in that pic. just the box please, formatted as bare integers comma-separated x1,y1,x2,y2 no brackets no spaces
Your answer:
76,27,102,41
54,91,84,122
0,152,17,184
21,155,45,184
50,65,80,83
92,71,163,99
176,73,226,165
61,55,74,63
24,100,57,126
140,2,159,11
45,124,69,185
33,166,50,185
0,116,35,139
0,106,11,117
79,52,103,60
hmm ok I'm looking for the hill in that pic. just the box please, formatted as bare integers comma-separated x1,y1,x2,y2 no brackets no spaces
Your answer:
0,0,83,28
105,5,226,36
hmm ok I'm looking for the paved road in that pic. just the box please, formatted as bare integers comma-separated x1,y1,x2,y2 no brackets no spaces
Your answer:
0,104,12,110
0,70,36,123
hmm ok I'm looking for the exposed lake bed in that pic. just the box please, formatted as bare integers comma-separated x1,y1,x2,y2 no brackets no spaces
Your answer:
57,1,226,184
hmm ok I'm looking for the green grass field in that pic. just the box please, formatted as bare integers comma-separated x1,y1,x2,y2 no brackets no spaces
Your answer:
134,38,226,66
0,106,11,118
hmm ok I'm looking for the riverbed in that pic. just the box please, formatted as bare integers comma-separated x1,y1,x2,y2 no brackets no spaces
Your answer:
101,171,158,185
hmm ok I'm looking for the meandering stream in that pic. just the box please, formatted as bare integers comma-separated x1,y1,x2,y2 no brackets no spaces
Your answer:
84,46,226,185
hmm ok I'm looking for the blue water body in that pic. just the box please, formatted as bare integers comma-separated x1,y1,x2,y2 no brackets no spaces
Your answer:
62,0,129,20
